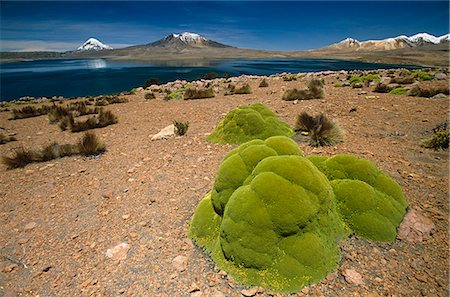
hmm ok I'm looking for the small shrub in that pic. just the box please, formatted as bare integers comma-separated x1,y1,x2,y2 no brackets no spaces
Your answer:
173,121,189,136
334,82,344,87
224,84,236,96
145,92,156,100
234,84,252,94
295,112,343,147
390,76,416,84
259,79,269,88
413,71,433,81
421,128,449,150
282,74,297,81
0,133,17,144
409,83,450,98
389,87,408,95
47,105,71,124
184,88,215,100
373,83,393,93
164,90,183,100
2,147,35,169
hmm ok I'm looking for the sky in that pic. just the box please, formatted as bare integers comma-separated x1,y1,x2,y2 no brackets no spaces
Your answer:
1,1,449,52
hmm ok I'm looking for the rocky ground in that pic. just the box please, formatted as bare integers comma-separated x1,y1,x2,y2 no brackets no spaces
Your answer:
0,70,448,297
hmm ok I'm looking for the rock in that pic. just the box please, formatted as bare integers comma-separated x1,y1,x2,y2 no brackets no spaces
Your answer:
17,238,29,244
434,73,447,80
129,231,139,241
24,222,37,231
190,292,203,297
122,214,130,220
358,91,368,95
172,255,188,272
343,269,364,285
241,287,259,296
397,209,435,242
151,124,175,141
431,93,448,99
105,242,130,261
188,282,201,293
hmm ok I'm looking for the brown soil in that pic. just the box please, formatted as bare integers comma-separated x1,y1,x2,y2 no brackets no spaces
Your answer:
0,74,448,297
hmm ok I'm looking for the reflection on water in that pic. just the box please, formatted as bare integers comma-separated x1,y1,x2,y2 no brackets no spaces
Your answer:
87,59,107,69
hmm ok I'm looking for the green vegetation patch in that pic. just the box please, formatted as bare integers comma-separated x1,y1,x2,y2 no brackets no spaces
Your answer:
207,103,294,144
189,136,345,292
307,154,408,242
389,87,408,95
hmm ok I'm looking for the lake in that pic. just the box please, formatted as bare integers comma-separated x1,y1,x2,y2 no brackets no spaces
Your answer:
0,58,419,101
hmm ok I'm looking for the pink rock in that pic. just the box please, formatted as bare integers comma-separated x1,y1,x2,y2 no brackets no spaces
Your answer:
398,209,435,243
343,269,364,285
106,242,130,261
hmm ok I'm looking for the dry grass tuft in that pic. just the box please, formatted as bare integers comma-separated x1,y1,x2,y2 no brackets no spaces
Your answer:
183,88,215,100
295,112,343,147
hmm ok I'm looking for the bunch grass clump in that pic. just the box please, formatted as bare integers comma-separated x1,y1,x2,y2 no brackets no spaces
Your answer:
282,79,325,101
233,84,252,95
144,92,156,100
184,88,215,100
259,79,269,88
295,112,343,147
94,95,128,106
9,105,51,120
59,110,117,132
173,120,189,136
373,83,393,93
2,132,105,169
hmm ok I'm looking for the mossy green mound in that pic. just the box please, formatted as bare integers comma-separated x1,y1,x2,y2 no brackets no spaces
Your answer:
189,136,345,292
207,103,294,144
308,154,408,242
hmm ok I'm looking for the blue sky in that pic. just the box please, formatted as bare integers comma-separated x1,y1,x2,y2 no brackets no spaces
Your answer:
1,1,449,52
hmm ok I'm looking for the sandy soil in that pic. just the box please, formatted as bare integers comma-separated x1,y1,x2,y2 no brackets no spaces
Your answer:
0,73,448,297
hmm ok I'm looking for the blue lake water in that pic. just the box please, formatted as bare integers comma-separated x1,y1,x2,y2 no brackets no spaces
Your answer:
0,58,418,101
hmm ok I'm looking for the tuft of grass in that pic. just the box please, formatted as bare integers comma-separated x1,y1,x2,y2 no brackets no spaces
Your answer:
282,79,325,101
234,84,252,94
183,88,215,100
389,87,409,95
47,105,72,124
9,105,51,120
77,132,106,156
173,121,189,136
224,84,236,96
1,132,106,169
164,89,184,100
0,133,17,145
409,83,450,98
94,95,128,106
421,124,449,150
259,79,269,88
295,112,343,147
145,92,156,100
60,110,117,132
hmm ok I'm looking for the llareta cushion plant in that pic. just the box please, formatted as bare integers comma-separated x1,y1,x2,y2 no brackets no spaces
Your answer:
207,103,294,144
308,155,408,242
189,136,408,292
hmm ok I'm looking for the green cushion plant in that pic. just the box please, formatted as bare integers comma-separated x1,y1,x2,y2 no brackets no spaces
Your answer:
207,103,294,144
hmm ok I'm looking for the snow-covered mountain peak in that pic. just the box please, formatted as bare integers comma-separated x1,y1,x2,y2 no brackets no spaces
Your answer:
172,32,207,42
77,38,113,51
407,33,441,44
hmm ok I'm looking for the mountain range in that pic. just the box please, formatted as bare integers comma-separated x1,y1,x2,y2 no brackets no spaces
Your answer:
322,33,449,51
1,32,449,67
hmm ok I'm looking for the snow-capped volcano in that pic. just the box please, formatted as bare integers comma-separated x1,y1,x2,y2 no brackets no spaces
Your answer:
149,32,231,49
77,38,113,51
324,33,449,51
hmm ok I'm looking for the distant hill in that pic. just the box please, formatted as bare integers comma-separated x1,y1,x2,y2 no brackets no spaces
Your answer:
321,33,449,51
